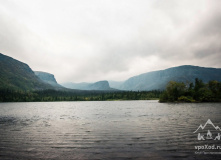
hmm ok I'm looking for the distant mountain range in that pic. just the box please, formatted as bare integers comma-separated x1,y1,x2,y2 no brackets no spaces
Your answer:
62,65,221,91
61,81,114,90
110,65,221,91
0,53,115,91
1,53,221,91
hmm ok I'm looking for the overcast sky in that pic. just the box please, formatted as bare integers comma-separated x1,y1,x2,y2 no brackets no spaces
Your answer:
1,0,221,83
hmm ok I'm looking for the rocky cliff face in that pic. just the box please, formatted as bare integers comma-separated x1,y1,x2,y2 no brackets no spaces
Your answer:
34,71,63,88
61,80,113,90
87,81,111,90
34,71,57,83
60,82,90,90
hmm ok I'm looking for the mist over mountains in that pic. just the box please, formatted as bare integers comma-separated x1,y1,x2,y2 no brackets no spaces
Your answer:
61,81,114,91
0,53,115,91
1,53,221,91
63,66,221,91
34,71,64,89
114,65,221,91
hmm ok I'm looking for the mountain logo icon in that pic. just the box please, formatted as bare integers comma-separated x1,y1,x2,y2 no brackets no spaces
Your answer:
194,119,221,133
193,119,221,141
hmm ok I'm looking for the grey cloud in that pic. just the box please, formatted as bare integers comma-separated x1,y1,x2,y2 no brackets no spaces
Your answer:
0,12,27,59
0,0,221,83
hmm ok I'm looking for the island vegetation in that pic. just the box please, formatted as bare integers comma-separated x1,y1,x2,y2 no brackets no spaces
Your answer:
159,78,221,102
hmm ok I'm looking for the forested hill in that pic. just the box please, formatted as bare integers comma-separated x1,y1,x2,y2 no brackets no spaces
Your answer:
117,65,221,91
0,53,53,90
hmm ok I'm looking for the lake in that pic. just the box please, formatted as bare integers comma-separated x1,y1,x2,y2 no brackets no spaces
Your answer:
0,100,221,159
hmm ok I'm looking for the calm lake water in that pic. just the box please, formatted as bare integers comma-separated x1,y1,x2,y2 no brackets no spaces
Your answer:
0,100,221,160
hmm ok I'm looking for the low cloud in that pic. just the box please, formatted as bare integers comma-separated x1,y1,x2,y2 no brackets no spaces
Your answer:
0,0,221,83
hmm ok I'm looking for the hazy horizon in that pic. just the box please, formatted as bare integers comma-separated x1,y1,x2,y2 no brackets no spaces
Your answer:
1,0,221,83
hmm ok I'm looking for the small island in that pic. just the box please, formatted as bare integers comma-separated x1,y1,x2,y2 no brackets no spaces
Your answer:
159,78,221,103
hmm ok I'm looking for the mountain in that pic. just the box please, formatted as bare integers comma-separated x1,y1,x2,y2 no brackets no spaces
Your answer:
34,71,64,89
108,80,124,89
87,81,112,90
117,65,221,91
61,82,90,90
61,80,115,90
2,53,221,92
0,53,53,90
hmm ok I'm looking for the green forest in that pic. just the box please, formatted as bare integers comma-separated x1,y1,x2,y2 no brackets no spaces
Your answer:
0,89,161,102
159,78,221,102
1,78,221,103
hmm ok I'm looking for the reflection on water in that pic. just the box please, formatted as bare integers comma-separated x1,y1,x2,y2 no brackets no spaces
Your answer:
0,100,221,159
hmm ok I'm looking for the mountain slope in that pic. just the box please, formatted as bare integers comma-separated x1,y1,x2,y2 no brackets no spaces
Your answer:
87,81,112,90
61,80,115,90
61,82,90,90
108,80,124,89
118,65,221,91
0,53,53,90
34,71,64,89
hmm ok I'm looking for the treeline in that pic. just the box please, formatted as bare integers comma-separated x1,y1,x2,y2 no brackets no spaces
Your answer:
160,78,221,102
2,79,220,103
0,89,161,102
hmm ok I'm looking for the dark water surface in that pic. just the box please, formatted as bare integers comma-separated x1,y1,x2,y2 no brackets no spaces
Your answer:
0,100,221,160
